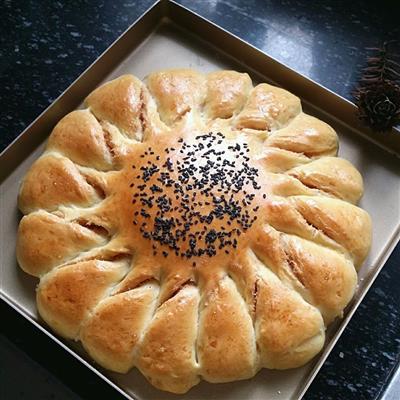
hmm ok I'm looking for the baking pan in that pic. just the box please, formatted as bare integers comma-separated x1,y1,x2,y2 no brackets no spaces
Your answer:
1,1,399,399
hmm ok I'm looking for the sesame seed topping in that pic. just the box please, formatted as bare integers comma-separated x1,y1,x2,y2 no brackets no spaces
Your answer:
129,132,261,261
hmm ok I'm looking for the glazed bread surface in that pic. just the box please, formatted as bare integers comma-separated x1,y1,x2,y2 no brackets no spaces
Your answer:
17,69,372,394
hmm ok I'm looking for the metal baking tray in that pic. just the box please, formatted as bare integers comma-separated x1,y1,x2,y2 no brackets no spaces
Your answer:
1,1,400,399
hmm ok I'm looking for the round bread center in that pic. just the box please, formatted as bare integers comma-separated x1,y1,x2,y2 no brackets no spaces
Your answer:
113,132,265,267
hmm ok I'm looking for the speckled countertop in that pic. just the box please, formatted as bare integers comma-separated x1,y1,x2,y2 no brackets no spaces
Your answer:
1,1,399,399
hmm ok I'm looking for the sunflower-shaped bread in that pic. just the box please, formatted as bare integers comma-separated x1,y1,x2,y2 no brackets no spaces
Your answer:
17,69,372,394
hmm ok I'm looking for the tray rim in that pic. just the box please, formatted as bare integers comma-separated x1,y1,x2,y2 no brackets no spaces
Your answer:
1,1,400,399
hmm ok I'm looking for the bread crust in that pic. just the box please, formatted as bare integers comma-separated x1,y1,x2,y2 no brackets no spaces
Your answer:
17,69,372,393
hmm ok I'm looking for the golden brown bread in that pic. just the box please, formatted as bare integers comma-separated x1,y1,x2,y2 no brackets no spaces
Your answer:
17,210,106,276
37,260,129,339
17,68,372,394
81,282,158,374
136,285,200,392
46,110,114,171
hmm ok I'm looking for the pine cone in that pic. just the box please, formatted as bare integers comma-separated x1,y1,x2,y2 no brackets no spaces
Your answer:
356,81,400,132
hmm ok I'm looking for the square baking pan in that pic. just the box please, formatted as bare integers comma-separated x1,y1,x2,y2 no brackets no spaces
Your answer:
1,1,400,399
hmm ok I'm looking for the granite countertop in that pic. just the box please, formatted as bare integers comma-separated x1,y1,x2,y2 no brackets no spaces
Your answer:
1,1,399,399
